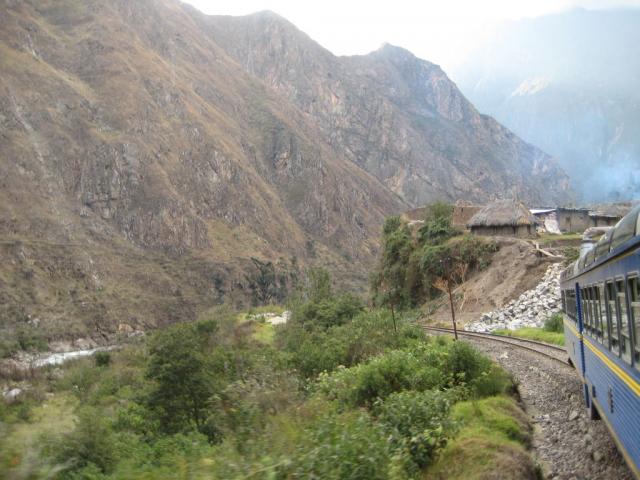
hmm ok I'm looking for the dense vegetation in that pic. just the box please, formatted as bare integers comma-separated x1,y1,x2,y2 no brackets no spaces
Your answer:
0,266,536,479
370,203,498,310
0,204,542,479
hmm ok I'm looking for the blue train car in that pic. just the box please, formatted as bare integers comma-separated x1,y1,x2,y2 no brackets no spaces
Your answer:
560,205,640,478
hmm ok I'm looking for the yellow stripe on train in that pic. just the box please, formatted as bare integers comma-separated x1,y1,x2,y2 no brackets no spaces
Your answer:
564,318,640,397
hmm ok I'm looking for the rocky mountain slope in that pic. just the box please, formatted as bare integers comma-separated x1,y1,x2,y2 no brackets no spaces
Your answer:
196,10,572,206
0,0,571,346
454,8,640,202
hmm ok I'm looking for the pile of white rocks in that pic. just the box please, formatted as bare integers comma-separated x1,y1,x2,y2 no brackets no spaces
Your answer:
248,311,290,325
465,263,563,333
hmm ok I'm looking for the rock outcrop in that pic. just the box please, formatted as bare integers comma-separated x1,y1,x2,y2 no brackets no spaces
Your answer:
199,12,573,206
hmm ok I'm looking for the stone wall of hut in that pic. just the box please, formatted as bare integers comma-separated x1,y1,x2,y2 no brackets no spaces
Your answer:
557,208,591,233
470,225,534,237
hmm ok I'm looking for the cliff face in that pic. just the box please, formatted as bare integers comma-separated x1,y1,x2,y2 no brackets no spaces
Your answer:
199,11,573,206
0,0,571,344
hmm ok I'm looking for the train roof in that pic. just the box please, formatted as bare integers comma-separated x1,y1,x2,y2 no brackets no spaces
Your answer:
561,204,640,282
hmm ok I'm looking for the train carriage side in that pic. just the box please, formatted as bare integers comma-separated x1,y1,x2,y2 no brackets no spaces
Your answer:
560,206,640,478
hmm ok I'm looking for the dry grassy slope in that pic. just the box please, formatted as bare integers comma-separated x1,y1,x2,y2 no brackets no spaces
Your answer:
197,11,574,206
0,0,406,343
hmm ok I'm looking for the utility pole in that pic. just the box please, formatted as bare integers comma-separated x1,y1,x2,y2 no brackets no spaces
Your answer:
442,257,458,340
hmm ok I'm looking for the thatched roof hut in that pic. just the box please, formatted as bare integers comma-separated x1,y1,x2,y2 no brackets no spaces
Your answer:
467,199,538,237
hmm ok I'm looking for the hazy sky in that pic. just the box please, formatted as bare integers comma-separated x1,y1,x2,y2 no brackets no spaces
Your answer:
183,0,640,71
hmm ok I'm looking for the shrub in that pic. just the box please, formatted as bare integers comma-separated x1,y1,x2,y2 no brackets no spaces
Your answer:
145,323,217,435
94,351,111,367
285,411,394,480
55,407,117,474
318,341,511,407
446,341,513,397
446,340,488,385
374,390,454,470
318,344,450,407
543,313,564,333
419,202,456,245
278,308,424,379
294,293,364,329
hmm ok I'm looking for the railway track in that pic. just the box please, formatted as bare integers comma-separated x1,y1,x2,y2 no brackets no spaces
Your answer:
421,324,633,479
420,325,569,365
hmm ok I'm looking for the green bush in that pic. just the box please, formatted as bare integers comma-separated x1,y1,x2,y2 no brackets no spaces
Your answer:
294,293,364,329
318,344,450,407
318,341,512,407
145,323,218,436
371,207,498,308
419,202,456,245
94,351,111,367
55,407,117,475
374,390,454,470
446,340,488,385
278,309,424,379
285,412,395,480
446,341,513,397
544,313,564,333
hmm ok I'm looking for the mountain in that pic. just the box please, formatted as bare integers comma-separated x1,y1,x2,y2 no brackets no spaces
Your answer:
453,8,640,202
192,10,572,206
0,0,570,345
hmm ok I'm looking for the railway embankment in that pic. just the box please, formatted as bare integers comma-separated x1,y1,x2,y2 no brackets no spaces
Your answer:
446,332,633,480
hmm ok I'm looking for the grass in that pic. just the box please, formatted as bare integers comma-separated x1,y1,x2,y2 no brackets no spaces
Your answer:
246,305,287,316
536,233,582,246
493,327,565,346
236,305,285,344
1,392,78,476
252,322,276,344
425,396,538,480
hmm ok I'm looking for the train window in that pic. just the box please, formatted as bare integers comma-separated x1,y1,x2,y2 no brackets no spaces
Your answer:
566,290,577,321
561,291,566,312
583,289,589,331
589,288,597,335
595,229,614,260
632,279,640,366
607,282,620,355
593,287,602,340
616,280,631,364
599,284,609,348
610,208,639,251
629,278,640,369
583,288,592,333
580,255,588,270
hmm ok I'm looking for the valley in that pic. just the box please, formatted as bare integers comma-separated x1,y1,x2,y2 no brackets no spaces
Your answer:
1,1,638,478
0,0,573,347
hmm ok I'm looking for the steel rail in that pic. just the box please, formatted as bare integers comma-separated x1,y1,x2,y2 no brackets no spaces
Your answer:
420,325,570,365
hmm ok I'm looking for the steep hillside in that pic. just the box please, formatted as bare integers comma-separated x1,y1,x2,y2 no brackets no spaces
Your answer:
195,10,573,206
0,0,571,347
0,0,404,345
454,8,640,202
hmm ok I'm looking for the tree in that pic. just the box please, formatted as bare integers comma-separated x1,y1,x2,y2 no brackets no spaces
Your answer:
307,267,332,302
246,257,277,305
146,323,216,434
372,216,414,330
419,202,455,245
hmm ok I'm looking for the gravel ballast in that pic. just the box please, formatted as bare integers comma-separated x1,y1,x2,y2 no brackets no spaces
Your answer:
465,336,633,480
